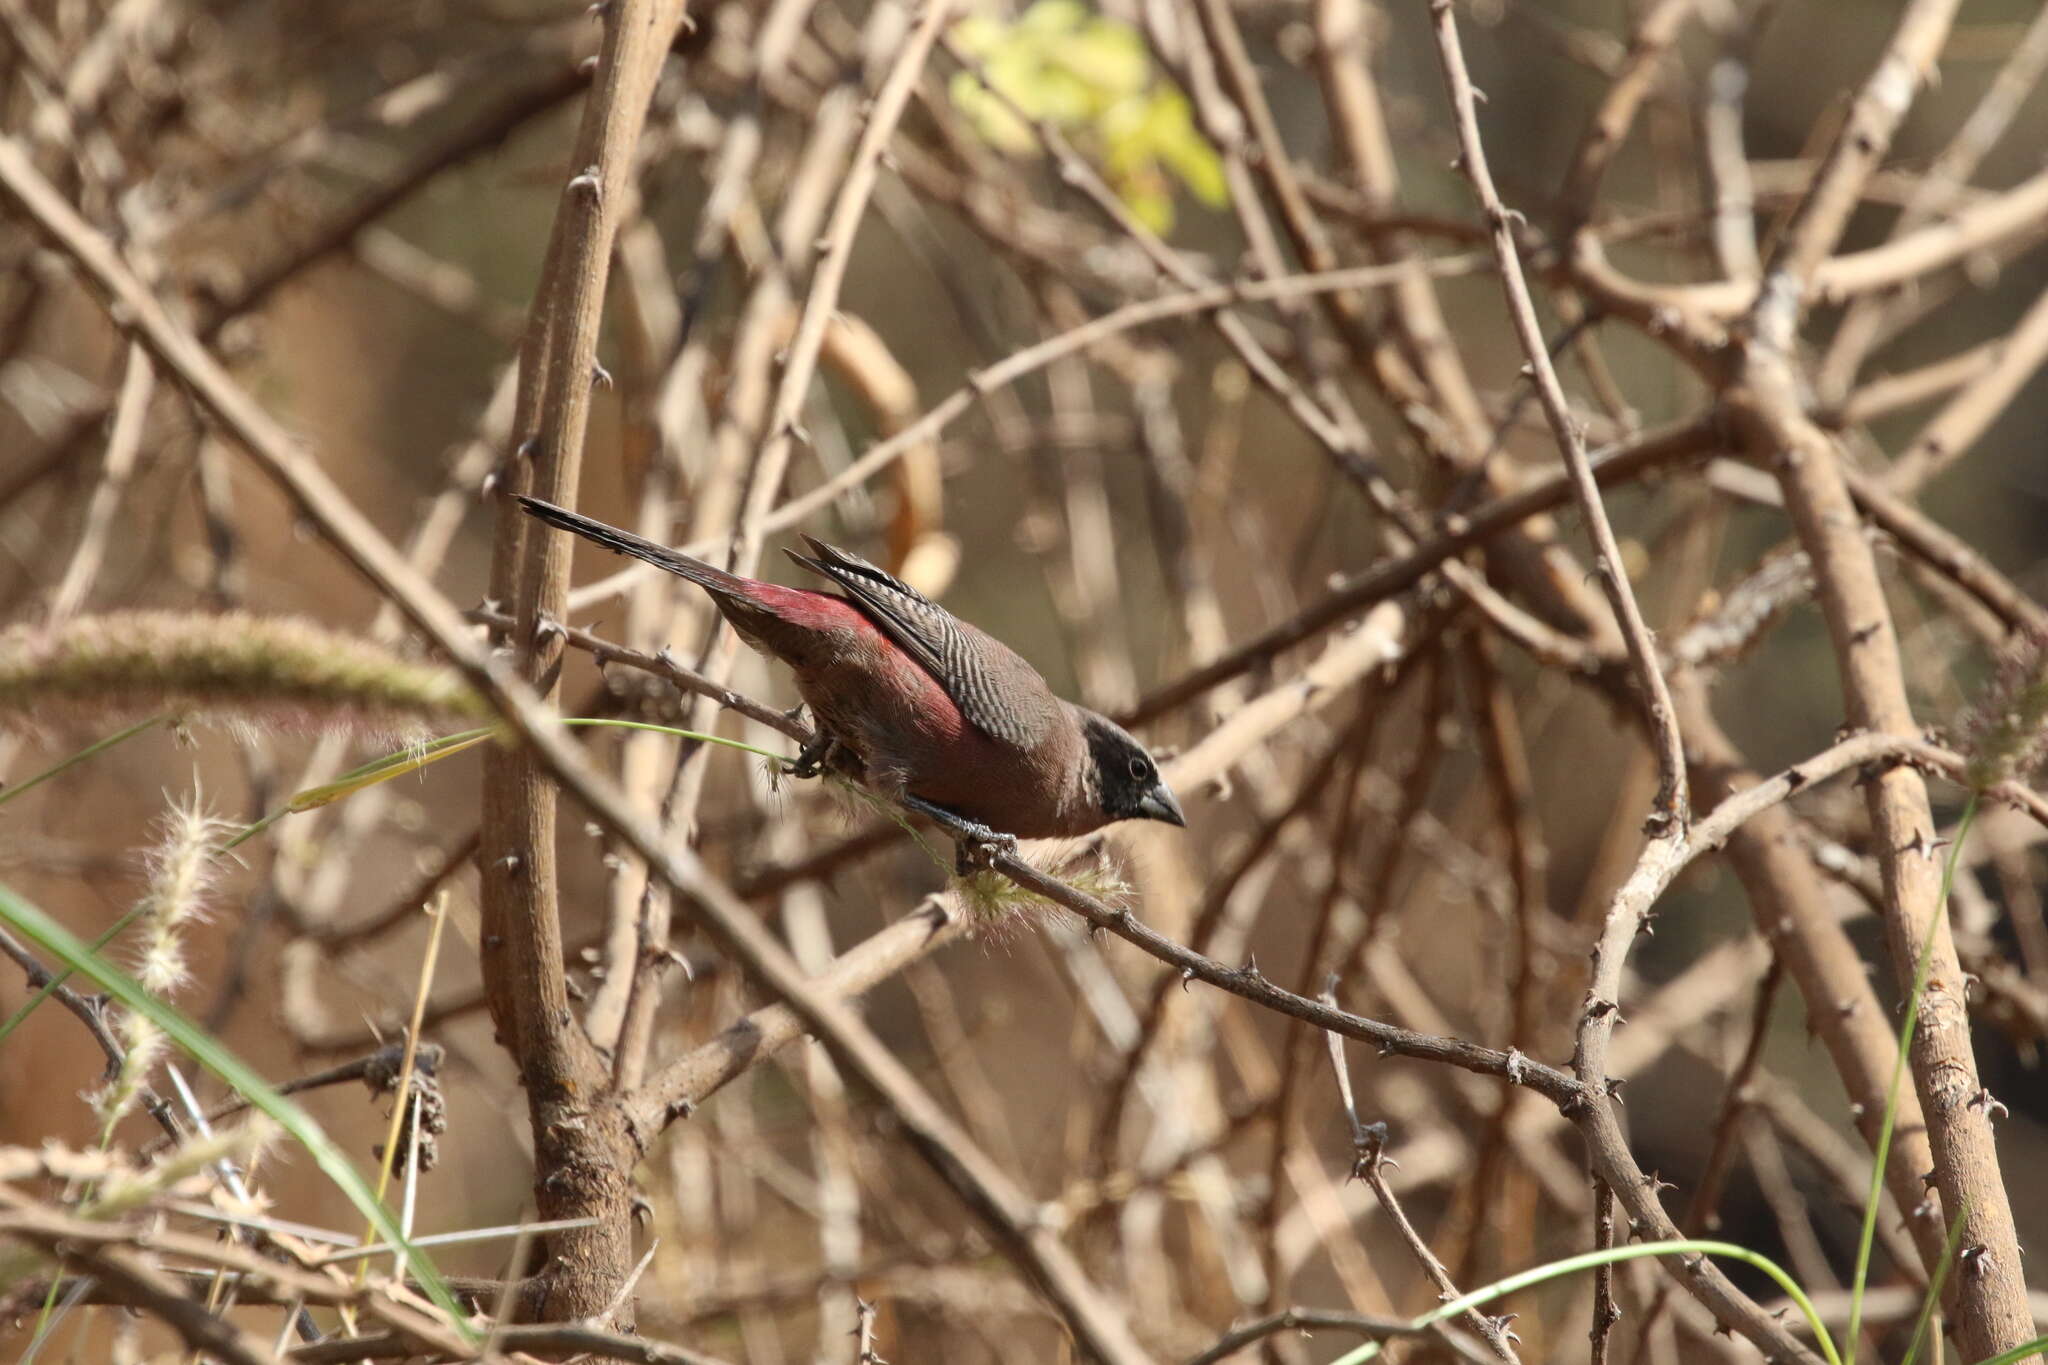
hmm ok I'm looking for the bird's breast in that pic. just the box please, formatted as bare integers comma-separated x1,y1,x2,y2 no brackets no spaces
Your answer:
788,629,1088,838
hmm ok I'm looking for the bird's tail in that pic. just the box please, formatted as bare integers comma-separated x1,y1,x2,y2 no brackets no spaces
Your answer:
514,496,749,595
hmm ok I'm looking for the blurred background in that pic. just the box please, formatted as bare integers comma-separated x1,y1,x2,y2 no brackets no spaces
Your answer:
2,0,2046,1360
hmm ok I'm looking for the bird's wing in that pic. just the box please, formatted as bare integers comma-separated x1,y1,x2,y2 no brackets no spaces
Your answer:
786,537,1045,747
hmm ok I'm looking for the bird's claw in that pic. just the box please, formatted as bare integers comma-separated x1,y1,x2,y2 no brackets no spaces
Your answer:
951,825,1019,877
787,734,838,780
901,795,1018,875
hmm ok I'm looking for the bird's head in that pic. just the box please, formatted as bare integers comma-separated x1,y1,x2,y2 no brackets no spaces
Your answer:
1079,710,1186,829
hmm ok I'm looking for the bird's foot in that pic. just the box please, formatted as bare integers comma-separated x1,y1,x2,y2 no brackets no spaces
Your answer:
787,733,839,780
950,826,1019,877
902,796,1018,875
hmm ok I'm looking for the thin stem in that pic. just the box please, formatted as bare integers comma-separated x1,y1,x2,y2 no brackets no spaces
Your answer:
1900,1201,1972,1365
1325,1239,1841,1365
0,713,163,810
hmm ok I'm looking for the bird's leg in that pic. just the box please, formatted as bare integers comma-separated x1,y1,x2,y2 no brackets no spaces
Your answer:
900,795,1020,876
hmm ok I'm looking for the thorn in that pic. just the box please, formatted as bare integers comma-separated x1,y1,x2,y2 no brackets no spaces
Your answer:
568,165,602,202
1179,966,1196,992
1967,1088,2009,1121
592,360,613,389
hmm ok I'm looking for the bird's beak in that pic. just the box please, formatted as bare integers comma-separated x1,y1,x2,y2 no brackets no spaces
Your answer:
1135,780,1186,828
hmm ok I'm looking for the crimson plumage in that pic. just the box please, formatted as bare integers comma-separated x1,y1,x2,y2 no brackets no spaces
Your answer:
515,497,1186,844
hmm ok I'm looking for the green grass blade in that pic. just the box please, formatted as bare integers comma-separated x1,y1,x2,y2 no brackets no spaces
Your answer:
1324,1238,1840,1365
0,715,164,810
557,716,790,762
1900,1199,1970,1365
0,879,477,1342
0,904,145,1047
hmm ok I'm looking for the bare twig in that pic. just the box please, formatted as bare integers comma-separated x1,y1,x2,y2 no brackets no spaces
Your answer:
1427,0,1688,833
1319,983,1522,1364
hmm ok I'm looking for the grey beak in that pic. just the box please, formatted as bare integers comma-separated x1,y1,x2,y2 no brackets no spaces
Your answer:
1135,781,1186,828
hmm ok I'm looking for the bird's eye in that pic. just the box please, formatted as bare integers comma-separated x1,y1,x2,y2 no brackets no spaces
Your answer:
1128,756,1150,781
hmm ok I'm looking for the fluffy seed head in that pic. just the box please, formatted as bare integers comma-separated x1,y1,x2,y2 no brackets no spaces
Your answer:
1963,628,2048,791
0,610,487,738
132,796,234,997
93,1011,165,1135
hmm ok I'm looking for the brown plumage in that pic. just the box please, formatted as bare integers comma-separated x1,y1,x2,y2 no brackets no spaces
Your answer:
515,497,1186,850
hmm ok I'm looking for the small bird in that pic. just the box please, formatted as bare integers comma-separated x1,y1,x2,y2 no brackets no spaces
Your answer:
515,497,1185,863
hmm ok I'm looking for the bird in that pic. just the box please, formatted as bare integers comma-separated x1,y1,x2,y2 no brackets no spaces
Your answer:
514,496,1186,865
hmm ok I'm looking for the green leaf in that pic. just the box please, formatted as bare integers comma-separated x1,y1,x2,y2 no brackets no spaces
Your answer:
950,14,1006,56
1146,89,1228,207
950,71,1038,153
945,4,1226,231
1122,180,1176,235
1017,0,1090,39
0,879,479,1343
1064,17,1150,98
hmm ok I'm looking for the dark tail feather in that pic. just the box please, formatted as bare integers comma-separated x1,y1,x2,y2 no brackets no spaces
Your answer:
514,496,741,592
